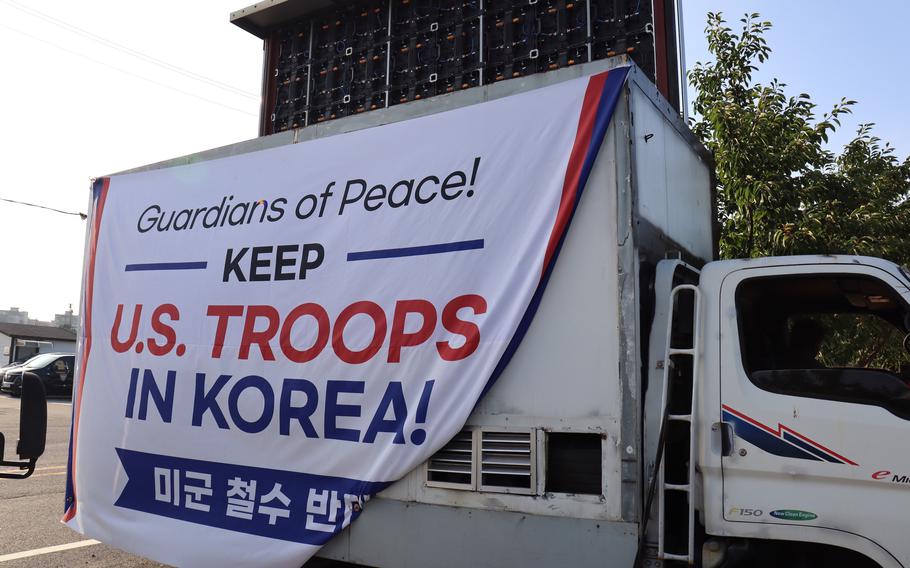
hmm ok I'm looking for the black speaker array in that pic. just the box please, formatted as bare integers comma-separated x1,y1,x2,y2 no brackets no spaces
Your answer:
267,0,654,134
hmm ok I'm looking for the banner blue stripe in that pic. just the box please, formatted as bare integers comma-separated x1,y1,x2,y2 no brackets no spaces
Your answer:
576,67,629,208
347,239,484,261
480,67,630,399
125,262,208,272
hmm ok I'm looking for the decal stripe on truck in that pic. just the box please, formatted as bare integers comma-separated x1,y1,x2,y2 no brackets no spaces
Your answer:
721,405,857,466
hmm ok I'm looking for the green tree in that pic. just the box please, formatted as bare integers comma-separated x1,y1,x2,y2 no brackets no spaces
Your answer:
689,13,910,264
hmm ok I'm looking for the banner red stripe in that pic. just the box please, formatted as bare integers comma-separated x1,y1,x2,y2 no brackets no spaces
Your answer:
541,71,609,277
64,178,110,523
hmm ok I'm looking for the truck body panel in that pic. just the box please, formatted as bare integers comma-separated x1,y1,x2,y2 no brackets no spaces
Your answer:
322,499,638,568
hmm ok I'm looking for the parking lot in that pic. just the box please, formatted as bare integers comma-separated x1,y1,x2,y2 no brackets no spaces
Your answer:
0,394,165,567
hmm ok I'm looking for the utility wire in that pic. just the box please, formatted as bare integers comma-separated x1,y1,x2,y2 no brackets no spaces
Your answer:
0,0,259,100
0,23,257,117
0,197,87,220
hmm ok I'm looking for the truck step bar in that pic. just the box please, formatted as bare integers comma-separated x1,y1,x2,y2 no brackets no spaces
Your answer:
657,284,702,565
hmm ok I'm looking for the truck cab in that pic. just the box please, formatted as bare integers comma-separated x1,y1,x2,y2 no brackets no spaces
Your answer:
688,256,910,567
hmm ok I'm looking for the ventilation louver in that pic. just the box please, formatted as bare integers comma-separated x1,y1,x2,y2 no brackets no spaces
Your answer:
479,430,535,494
426,429,474,488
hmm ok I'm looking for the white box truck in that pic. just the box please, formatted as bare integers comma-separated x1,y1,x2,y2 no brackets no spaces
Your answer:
86,56,910,568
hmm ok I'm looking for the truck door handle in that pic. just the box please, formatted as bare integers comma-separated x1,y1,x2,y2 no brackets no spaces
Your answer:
717,422,735,456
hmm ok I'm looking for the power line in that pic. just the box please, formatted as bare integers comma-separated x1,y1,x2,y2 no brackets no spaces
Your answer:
0,23,257,117
0,197,87,220
0,0,259,101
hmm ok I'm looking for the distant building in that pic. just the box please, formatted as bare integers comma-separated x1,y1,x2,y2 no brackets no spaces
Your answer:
0,306,80,334
54,307,80,333
0,307,30,325
0,323,77,364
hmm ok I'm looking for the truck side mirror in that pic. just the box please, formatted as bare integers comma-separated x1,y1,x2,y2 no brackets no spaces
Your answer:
0,372,47,479
17,373,46,460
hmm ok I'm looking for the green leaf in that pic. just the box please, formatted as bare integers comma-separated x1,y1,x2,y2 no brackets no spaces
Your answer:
689,12,910,265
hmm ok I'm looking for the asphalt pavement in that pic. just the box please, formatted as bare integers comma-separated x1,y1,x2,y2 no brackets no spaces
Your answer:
0,393,167,567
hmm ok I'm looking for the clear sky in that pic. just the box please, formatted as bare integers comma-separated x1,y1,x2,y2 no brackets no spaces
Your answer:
0,1,261,321
682,0,910,158
0,0,906,321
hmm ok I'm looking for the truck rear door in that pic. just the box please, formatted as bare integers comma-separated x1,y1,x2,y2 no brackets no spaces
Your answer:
718,261,910,565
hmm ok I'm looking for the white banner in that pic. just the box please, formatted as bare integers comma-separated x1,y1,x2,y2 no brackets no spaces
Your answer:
65,67,629,567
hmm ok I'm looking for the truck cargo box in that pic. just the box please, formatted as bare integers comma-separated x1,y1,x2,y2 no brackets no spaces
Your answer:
114,56,714,567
